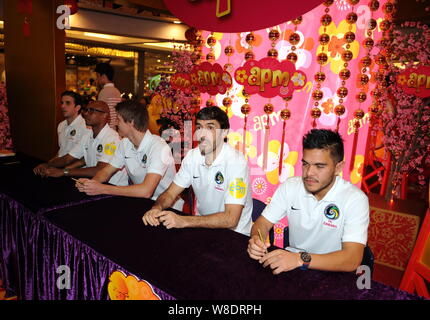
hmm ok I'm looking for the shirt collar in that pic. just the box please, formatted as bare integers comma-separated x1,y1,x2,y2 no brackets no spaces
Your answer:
136,130,152,153
199,143,227,167
68,114,84,127
93,123,110,142
103,83,114,88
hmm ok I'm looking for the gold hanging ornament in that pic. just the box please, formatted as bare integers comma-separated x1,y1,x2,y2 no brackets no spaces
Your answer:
287,16,302,64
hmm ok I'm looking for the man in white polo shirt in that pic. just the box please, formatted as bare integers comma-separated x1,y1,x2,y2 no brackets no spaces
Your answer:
41,101,128,186
142,106,253,236
75,100,183,210
33,91,89,175
248,129,369,273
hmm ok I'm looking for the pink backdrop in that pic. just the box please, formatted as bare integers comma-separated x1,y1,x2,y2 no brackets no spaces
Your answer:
198,1,387,242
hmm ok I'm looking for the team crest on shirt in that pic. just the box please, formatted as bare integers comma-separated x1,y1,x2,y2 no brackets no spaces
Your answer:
70,129,76,136
229,178,247,199
142,154,147,164
324,204,340,220
97,144,103,153
104,143,117,156
215,171,224,185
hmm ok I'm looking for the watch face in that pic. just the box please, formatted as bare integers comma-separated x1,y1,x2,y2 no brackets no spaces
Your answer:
301,252,311,263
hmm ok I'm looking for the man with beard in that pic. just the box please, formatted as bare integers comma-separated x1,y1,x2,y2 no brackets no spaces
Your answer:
247,129,369,273
142,106,253,236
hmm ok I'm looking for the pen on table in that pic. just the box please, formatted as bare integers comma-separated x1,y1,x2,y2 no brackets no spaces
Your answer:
257,229,268,254
71,177,83,185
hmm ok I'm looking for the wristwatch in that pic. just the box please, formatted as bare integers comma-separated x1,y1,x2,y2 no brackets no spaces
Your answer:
300,251,311,270
63,168,70,176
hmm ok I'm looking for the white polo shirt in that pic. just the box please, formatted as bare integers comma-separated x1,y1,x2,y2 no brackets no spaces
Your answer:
69,124,128,186
57,114,89,157
109,131,183,210
262,176,369,254
173,143,253,236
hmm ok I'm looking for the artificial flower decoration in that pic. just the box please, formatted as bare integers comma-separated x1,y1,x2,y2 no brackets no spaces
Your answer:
227,129,257,160
108,271,160,300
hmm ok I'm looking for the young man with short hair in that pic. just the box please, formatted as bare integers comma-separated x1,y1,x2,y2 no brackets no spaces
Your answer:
247,129,369,273
33,91,89,175
76,100,183,210
142,106,253,236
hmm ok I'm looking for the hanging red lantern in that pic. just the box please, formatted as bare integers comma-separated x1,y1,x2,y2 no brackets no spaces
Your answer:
65,0,79,15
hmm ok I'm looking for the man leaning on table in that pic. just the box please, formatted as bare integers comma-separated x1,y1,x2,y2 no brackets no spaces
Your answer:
247,129,369,274
76,99,184,210
33,91,89,175
35,100,128,186
142,106,253,236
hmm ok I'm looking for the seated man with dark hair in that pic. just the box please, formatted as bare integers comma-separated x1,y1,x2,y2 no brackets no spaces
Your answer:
34,91,89,176
247,129,369,273
142,106,253,236
76,100,183,210
40,101,128,186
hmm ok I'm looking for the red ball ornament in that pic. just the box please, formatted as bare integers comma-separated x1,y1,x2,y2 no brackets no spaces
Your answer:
315,72,326,83
280,108,291,120
361,56,372,67
241,104,251,115
374,71,385,82
317,52,328,65
224,46,234,56
206,99,216,107
346,12,358,24
245,51,255,61
334,104,346,116
363,37,374,49
375,54,387,65
264,103,274,114
380,20,391,32
245,33,255,45
359,74,370,85
356,92,367,103
370,104,380,115
222,97,232,107
267,48,278,58
287,52,298,63
337,86,348,98
354,109,365,119
312,90,324,101
341,50,353,62
371,89,382,98
344,31,356,43
323,0,334,6
206,52,215,61
289,33,301,45
292,16,303,25
269,29,280,41
367,19,377,30
347,0,359,4
339,69,351,80
383,2,395,14
369,0,380,11
319,33,330,46
207,36,217,47
311,107,322,119
321,14,332,26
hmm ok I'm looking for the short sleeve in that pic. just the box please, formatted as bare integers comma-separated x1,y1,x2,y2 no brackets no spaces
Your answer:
68,132,89,160
173,151,193,189
342,192,369,245
109,139,126,169
262,182,289,224
224,159,250,206
99,135,121,164
146,141,173,176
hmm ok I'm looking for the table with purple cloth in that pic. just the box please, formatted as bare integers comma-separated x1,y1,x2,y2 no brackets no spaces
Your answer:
0,154,424,300
0,153,110,298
